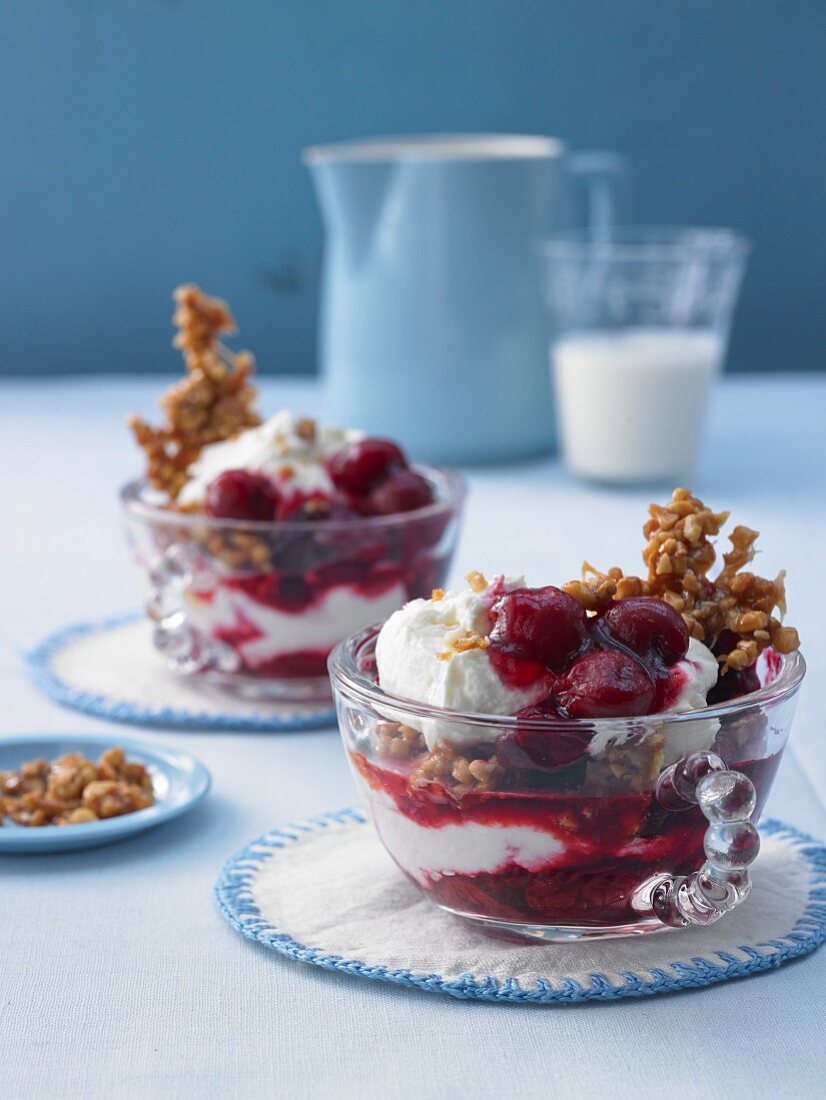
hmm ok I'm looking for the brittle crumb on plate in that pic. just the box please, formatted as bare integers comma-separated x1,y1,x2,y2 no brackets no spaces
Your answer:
0,747,154,828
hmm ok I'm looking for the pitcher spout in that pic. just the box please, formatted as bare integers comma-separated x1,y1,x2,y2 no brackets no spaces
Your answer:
304,145,395,266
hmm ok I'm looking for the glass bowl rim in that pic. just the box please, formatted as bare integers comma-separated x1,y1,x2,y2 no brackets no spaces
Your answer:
119,465,467,533
328,623,806,732
540,225,752,261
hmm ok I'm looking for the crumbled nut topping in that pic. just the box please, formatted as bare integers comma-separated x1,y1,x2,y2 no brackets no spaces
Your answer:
398,725,666,800
452,632,491,652
295,416,317,444
129,285,261,499
303,496,332,515
192,526,273,570
437,629,491,662
588,735,666,795
410,739,502,797
376,722,425,760
431,588,445,601
562,562,626,612
562,488,800,672
465,570,489,594
1,748,154,828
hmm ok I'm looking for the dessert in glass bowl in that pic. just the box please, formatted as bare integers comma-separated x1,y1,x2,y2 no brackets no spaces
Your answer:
330,489,804,940
121,286,465,701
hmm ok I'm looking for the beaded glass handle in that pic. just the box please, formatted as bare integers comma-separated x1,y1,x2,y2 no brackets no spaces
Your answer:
634,750,760,928
146,542,239,675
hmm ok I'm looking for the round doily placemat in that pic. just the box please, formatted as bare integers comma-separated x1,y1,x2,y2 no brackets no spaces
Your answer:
27,614,336,732
215,810,826,1004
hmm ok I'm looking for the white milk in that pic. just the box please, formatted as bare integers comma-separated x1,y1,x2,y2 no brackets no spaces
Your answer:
552,328,722,482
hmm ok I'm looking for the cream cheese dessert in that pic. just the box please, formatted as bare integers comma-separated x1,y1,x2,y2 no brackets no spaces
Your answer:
362,570,722,888
177,409,365,509
343,489,801,928
376,572,719,757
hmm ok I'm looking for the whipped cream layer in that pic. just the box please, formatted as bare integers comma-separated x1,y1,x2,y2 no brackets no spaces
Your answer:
662,637,720,712
376,577,720,753
186,581,406,669
363,786,566,886
658,636,721,762
178,409,364,505
376,575,548,749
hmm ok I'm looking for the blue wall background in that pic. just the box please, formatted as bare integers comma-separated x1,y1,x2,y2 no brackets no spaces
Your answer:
1,0,824,376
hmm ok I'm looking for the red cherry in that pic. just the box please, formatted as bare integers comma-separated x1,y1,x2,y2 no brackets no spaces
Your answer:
710,629,739,658
490,586,589,671
495,713,589,792
366,471,434,515
489,649,548,690
599,597,689,665
555,649,655,718
307,560,368,589
328,438,408,495
706,664,760,705
515,721,591,770
274,575,314,612
204,470,279,521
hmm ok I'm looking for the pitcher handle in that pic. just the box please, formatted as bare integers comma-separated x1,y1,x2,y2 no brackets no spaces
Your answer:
567,151,630,238
632,750,761,929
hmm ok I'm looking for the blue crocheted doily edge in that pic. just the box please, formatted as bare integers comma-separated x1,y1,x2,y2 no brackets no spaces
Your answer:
26,612,336,732
214,810,826,1004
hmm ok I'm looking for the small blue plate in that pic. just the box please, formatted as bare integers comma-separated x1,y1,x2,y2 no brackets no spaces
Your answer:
0,733,211,853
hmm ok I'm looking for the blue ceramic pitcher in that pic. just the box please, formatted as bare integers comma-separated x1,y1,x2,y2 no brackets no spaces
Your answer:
304,134,625,463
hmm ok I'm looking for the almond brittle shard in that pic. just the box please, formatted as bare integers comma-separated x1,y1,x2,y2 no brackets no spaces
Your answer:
562,487,799,672
129,284,261,499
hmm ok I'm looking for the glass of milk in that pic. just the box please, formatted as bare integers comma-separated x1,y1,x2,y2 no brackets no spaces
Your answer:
544,227,750,484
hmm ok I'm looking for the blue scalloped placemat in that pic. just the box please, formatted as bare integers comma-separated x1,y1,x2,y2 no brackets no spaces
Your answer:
214,811,826,1004
27,613,336,732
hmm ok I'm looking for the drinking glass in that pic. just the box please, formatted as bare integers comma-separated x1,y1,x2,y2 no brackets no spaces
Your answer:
544,227,750,484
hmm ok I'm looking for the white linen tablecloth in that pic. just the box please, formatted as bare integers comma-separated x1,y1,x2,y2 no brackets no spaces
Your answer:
2,375,825,1100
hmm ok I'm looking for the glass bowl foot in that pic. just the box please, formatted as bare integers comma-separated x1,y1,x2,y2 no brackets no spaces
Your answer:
439,904,672,943
197,668,333,704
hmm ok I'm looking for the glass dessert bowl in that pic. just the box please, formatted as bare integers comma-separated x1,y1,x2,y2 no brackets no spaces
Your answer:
121,285,466,701
122,468,465,701
330,489,804,940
